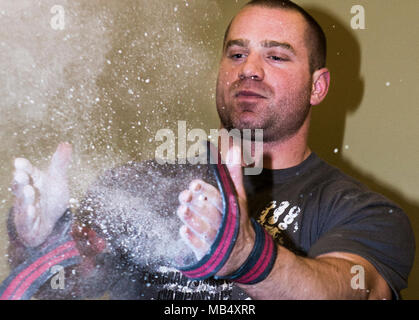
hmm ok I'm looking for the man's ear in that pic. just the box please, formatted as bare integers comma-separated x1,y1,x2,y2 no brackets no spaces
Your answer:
310,68,330,106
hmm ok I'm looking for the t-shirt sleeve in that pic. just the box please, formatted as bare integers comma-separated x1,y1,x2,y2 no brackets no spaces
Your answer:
307,183,415,299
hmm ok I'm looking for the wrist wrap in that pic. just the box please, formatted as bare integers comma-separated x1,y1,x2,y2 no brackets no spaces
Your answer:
0,210,81,300
216,218,277,284
178,142,276,284
177,142,241,280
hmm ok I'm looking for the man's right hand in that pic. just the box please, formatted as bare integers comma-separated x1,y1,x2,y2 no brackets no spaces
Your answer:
11,142,73,247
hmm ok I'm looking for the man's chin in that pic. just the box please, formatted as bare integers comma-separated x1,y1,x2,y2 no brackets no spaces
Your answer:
232,118,265,132
223,123,261,132
219,122,264,141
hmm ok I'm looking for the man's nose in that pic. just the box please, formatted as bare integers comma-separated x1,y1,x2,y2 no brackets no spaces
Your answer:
238,53,265,81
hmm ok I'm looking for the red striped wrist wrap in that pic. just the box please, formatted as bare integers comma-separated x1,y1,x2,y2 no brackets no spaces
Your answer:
0,211,81,300
178,142,277,284
215,218,277,284
177,142,240,280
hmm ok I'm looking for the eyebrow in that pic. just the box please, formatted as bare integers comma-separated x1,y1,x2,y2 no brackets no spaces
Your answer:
225,38,296,56
224,39,249,50
261,40,296,55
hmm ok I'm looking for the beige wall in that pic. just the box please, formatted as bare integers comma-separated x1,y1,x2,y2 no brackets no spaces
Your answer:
0,0,418,299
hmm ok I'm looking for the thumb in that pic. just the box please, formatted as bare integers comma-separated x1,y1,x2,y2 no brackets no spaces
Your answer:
49,142,73,175
225,145,246,201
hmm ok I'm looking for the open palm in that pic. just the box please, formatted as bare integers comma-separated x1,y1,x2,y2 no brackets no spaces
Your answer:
12,143,72,247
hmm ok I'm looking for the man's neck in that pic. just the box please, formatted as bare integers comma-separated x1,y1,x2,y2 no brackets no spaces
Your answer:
259,112,312,170
261,140,311,170
217,111,312,170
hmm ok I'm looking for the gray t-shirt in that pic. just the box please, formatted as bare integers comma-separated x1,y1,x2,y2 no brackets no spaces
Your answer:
243,152,415,299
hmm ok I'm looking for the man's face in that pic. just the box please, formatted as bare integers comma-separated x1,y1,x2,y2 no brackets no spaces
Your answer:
216,6,314,142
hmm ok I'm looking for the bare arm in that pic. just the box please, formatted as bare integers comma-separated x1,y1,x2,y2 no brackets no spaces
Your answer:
234,247,391,300
177,147,392,300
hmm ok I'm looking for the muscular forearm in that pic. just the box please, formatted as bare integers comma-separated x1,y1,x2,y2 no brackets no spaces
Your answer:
176,153,392,300
237,245,389,300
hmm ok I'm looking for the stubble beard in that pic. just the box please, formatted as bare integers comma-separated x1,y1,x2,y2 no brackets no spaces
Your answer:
216,80,312,143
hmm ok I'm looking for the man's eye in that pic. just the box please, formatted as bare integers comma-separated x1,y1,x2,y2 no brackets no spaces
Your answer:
229,53,246,60
269,55,287,61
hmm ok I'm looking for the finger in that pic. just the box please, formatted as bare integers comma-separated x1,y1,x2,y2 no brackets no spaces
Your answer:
179,225,209,260
226,146,246,200
23,185,35,206
14,158,44,190
177,205,217,243
189,179,222,212
26,204,37,223
14,204,37,234
49,142,72,175
13,169,29,186
32,216,41,237
179,184,222,228
14,158,33,174
187,195,222,230
178,189,193,204
14,158,33,192
12,170,29,199
30,166,44,190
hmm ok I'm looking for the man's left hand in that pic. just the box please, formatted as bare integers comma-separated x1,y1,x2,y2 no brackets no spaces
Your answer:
177,146,255,275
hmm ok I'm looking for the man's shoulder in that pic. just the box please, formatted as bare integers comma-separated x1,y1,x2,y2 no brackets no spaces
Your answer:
309,154,378,197
303,157,411,243
299,154,405,222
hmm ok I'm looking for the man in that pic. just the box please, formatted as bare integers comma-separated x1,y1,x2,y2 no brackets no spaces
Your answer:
176,0,415,299
6,0,414,300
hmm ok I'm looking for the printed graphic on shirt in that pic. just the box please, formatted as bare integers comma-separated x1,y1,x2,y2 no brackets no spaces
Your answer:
139,266,234,300
257,200,301,246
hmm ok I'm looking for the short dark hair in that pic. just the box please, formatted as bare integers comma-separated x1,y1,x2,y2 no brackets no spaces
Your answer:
223,0,327,73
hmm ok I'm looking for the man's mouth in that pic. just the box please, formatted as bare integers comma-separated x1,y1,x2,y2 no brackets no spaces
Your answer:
235,90,266,99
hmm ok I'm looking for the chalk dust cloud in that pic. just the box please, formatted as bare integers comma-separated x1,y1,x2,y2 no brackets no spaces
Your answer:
0,0,224,285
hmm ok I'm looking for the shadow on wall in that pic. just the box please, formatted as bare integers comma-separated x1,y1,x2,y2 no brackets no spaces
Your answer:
306,7,419,299
307,6,364,162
